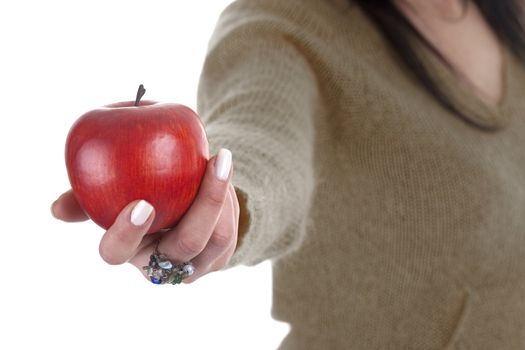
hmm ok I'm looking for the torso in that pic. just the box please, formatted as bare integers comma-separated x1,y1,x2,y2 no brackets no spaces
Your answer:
268,0,525,348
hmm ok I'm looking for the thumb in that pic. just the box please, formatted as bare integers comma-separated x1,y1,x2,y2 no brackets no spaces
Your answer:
99,200,156,265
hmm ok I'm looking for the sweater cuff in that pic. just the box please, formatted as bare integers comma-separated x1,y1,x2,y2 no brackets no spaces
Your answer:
226,185,253,268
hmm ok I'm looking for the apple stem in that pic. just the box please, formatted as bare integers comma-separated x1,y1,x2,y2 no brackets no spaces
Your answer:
135,84,146,106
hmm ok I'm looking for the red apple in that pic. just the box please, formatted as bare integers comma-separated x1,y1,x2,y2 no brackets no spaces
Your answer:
65,85,209,234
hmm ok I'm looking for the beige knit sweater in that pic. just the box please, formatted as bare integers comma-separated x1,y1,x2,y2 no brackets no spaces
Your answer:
196,0,525,348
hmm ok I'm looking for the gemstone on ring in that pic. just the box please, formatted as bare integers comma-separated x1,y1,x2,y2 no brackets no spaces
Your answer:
145,266,153,277
183,264,195,276
171,274,183,285
158,260,173,270
142,240,195,285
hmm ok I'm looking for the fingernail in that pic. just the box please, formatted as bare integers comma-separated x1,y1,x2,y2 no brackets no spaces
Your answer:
130,200,154,226
215,148,232,181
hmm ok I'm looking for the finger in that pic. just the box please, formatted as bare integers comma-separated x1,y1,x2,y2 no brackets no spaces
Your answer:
208,236,237,273
229,184,240,228
51,189,89,222
133,231,163,256
128,241,158,282
99,200,155,265
159,148,233,262
117,234,162,283
127,233,181,283
183,190,237,283
209,188,240,272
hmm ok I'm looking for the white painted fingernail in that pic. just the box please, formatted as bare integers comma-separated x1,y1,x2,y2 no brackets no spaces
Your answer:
130,200,154,226
215,148,232,181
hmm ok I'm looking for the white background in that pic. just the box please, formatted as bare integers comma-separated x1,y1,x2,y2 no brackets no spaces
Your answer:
0,1,288,349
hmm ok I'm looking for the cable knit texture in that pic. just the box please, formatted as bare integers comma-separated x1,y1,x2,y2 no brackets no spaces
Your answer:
196,0,525,348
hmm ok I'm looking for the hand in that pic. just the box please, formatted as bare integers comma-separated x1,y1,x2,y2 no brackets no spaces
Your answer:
51,149,240,283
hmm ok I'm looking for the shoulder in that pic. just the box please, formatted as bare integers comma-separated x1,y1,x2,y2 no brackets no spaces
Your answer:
217,0,358,27
206,0,388,81
208,0,359,48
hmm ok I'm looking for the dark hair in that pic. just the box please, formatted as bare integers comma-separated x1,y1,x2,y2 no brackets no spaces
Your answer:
354,0,525,118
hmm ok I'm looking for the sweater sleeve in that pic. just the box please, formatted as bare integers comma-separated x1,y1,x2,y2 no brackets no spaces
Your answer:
196,1,321,268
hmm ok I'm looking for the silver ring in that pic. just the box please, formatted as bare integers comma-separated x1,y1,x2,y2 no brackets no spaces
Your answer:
142,240,195,285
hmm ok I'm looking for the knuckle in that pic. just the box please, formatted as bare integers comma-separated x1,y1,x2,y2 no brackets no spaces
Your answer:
112,229,135,247
210,228,234,249
209,265,221,273
204,189,225,208
176,236,205,257
209,259,228,273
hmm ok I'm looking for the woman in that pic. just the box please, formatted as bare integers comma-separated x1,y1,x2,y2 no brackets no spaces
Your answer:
51,0,525,348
